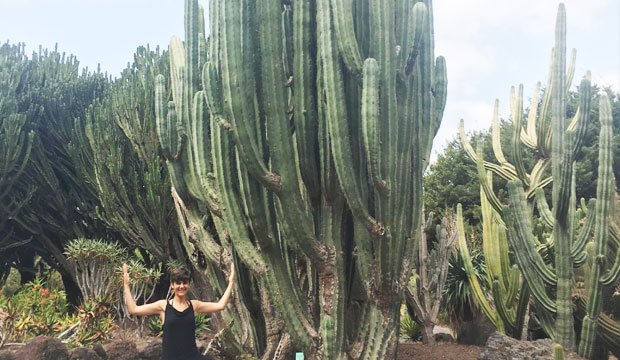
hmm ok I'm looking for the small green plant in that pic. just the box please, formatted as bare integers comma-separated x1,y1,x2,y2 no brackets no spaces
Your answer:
147,316,163,337
400,313,422,342
0,267,21,297
442,248,487,327
194,313,210,334
74,295,116,344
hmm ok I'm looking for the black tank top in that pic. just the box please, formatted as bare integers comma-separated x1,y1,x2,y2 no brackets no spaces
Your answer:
162,299,201,360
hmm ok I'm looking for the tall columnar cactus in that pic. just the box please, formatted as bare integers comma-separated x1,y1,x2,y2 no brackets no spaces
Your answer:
577,94,620,358
456,171,528,339
155,0,446,358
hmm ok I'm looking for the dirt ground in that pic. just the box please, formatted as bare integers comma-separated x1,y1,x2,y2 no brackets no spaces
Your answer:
397,342,483,360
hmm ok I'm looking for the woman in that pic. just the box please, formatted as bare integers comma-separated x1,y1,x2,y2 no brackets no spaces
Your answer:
123,262,235,360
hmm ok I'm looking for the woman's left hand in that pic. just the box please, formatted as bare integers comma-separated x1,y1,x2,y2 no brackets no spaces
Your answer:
228,263,235,283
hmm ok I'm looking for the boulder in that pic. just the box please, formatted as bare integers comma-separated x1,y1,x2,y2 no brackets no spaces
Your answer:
457,317,496,346
92,343,107,359
433,325,456,343
137,339,162,360
14,336,69,360
102,340,139,360
433,332,455,343
478,332,585,360
0,350,14,360
70,347,103,360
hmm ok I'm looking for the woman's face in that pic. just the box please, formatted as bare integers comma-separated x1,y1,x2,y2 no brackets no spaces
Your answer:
171,280,190,296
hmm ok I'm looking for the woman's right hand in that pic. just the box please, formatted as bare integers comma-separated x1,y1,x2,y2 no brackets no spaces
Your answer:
123,263,130,286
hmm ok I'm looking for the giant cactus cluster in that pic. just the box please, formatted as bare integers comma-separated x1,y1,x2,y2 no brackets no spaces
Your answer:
459,4,619,356
153,0,446,357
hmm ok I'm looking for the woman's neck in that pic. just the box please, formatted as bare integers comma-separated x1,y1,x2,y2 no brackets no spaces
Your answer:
173,294,186,304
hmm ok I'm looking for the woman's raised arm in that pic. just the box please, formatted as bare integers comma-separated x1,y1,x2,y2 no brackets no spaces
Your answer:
193,263,235,314
123,263,165,316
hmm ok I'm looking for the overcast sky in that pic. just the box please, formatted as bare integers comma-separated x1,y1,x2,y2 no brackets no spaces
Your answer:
1,0,618,161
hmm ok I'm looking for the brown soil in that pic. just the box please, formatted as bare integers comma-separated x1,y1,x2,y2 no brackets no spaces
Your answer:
397,342,483,360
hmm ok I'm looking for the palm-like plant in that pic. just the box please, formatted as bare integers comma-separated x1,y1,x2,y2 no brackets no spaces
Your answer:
442,247,487,327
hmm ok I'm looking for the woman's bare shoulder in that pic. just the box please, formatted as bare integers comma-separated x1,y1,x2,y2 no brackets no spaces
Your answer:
154,299,167,310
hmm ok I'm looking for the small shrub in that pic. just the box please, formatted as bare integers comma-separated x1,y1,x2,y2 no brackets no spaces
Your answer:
194,313,210,334
400,313,422,341
0,267,21,297
147,316,163,337
0,278,68,342
74,295,116,344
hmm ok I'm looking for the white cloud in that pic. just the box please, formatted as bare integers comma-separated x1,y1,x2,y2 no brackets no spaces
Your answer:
430,100,496,162
436,40,497,89
434,0,611,38
592,71,620,93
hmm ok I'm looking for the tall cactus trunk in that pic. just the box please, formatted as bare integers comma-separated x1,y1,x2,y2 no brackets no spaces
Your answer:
550,5,575,349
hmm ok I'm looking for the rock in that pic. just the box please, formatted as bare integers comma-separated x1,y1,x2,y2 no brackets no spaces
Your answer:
457,317,496,346
433,332,455,343
0,350,14,360
102,340,139,360
92,343,107,359
137,339,162,360
13,336,69,360
70,347,103,360
478,332,586,360
433,325,456,343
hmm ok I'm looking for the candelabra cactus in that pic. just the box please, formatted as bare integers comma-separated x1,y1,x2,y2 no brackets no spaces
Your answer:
72,46,185,263
155,0,446,357
458,4,619,351
0,43,109,303
0,44,35,273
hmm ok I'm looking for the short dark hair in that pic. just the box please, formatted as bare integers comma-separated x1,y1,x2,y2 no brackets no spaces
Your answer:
170,267,191,283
